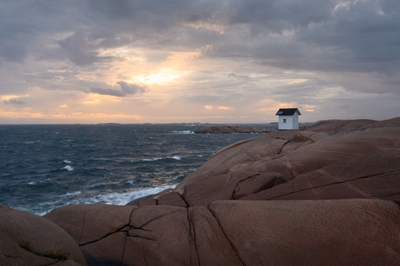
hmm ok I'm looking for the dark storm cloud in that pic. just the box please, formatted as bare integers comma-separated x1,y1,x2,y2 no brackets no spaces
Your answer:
90,81,147,97
200,0,400,78
1,0,399,72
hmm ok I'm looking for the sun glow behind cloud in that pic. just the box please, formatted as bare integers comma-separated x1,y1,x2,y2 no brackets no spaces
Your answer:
0,0,399,124
132,68,183,85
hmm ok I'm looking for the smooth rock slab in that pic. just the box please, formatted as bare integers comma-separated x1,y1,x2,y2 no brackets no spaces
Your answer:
209,200,400,266
46,199,400,266
0,205,87,266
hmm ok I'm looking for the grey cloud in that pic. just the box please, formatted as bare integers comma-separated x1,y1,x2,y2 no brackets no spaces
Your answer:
90,81,147,97
117,81,146,94
0,0,84,63
3,98,26,105
59,31,113,66
227,0,333,32
90,87,126,97
1,0,399,122
199,0,400,79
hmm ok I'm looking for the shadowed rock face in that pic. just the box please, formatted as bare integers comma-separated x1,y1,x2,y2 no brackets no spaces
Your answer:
41,118,400,265
0,205,87,266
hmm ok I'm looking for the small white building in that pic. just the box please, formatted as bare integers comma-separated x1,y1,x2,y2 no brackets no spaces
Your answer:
275,108,301,130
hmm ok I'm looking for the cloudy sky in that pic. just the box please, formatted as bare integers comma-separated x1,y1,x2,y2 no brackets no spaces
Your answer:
0,0,399,124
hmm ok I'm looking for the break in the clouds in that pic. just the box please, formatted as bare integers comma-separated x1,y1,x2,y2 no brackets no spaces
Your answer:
0,0,399,123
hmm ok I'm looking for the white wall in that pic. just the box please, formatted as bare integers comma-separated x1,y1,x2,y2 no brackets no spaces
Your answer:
278,113,299,130
278,115,293,130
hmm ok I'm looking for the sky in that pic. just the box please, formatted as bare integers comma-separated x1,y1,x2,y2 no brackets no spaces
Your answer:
0,0,399,124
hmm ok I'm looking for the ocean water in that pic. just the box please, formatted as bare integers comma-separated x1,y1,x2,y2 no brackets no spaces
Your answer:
0,124,266,216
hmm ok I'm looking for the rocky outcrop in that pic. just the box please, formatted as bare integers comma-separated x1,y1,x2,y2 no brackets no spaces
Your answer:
170,118,400,205
5,117,400,265
40,117,400,265
44,199,400,265
0,205,87,266
194,125,267,134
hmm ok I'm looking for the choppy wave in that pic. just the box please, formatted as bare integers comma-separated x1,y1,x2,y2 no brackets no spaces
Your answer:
138,155,182,162
63,165,74,171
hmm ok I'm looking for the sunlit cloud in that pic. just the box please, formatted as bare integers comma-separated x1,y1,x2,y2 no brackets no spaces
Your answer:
302,105,317,112
218,106,230,110
81,98,101,105
204,105,213,110
132,68,183,85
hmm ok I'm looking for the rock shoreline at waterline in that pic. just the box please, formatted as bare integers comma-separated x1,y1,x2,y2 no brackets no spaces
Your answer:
2,117,400,265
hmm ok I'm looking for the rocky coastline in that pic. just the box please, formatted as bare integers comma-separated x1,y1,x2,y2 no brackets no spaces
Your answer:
194,125,268,134
2,117,400,265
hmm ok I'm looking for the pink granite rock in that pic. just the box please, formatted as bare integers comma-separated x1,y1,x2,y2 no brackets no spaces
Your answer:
0,205,87,266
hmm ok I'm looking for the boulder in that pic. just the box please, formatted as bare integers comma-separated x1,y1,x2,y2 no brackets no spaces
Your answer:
0,205,87,266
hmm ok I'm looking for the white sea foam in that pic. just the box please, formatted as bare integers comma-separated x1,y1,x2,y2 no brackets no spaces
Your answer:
141,157,162,162
63,165,74,171
63,160,71,164
168,155,181,160
66,191,82,196
95,185,176,205
171,130,194,134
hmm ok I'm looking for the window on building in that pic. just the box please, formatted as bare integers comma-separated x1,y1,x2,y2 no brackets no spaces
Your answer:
283,119,286,123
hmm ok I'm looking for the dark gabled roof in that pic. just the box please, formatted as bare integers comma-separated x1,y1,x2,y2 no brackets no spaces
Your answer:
275,108,301,116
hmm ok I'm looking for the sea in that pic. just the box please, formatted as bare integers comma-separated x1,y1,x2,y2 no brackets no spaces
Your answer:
0,123,268,216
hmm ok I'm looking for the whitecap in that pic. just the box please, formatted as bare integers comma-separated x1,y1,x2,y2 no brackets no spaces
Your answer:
28,181,36,185
141,157,162,162
170,155,181,160
171,130,194,134
63,160,71,164
66,191,82,196
63,165,74,171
